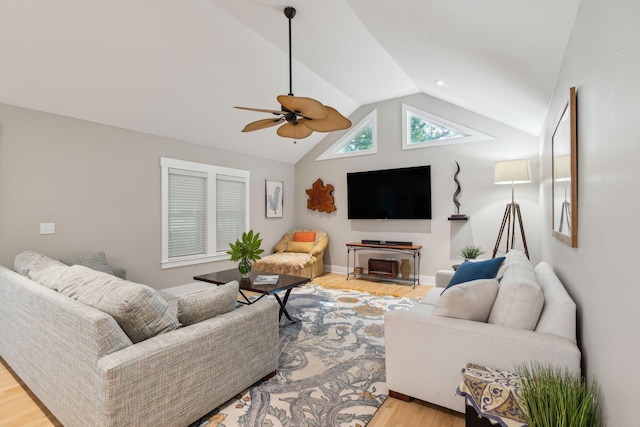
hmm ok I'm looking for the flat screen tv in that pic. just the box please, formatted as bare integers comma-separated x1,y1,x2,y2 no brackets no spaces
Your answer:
347,165,432,219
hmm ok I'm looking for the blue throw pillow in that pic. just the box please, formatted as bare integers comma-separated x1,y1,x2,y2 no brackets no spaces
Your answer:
444,257,505,292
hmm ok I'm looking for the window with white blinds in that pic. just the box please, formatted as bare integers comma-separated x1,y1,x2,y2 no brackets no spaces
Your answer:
168,169,207,258
161,158,250,269
216,175,246,252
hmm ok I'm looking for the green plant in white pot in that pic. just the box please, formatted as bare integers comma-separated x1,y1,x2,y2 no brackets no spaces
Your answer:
517,362,602,427
226,230,264,278
458,245,485,260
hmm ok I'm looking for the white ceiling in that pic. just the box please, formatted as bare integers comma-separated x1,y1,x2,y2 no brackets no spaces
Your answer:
0,0,581,164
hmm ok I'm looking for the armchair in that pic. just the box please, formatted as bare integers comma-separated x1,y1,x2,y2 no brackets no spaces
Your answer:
253,229,328,279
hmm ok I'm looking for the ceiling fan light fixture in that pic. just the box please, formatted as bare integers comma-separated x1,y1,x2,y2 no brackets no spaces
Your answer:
234,6,351,140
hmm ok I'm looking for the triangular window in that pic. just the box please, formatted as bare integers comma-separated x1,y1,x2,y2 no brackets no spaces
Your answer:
402,104,493,150
316,110,377,161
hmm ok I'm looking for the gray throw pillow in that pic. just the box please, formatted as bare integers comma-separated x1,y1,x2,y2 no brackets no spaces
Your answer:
177,281,239,326
56,265,179,343
59,252,116,276
14,250,64,277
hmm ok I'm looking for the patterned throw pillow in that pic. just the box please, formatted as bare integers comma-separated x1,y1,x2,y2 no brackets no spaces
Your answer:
177,281,239,326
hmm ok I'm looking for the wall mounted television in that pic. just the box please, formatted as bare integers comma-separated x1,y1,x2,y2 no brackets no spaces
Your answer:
347,165,432,220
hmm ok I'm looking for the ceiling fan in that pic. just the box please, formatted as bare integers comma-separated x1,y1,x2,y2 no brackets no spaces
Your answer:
234,6,351,140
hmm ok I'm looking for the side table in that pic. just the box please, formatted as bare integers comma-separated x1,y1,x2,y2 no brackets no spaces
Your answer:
457,363,527,427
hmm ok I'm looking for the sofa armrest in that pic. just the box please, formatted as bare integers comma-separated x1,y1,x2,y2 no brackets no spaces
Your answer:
385,306,581,412
310,235,329,257
435,269,454,287
97,299,280,427
273,237,287,253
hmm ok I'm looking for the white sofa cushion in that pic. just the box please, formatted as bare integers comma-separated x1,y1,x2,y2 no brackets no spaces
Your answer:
487,255,544,330
419,286,445,306
177,281,239,326
54,265,179,342
432,279,499,322
496,249,529,278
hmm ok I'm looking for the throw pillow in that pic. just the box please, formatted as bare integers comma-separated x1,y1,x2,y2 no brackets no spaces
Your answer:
56,265,179,343
444,257,505,290
177,281,239,326
487,260,544,330
29,263,70,290
432,279,499,322
293,231,316,242
59,252,116,276
14,250,64,278
285,241,315,253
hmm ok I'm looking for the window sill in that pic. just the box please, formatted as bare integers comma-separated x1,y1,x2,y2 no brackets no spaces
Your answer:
161,253,229,269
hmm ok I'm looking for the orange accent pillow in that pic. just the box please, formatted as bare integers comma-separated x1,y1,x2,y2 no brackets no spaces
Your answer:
293,231,316,242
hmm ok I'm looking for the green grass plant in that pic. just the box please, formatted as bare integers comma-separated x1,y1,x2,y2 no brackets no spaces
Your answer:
458,245,485,259
517,363,602,427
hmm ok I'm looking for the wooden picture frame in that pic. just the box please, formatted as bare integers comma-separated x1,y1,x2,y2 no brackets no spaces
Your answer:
551,87,578,247
265,180,283,218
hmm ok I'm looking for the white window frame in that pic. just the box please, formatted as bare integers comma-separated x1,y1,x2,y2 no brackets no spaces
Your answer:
401,104,493,150
161,157,250,269
315,110,377,161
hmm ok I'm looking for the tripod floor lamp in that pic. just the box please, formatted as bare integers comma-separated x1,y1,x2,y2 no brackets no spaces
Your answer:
492,159,531,259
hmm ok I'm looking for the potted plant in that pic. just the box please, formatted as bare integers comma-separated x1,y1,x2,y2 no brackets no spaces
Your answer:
226,230,264,278
458,245,485,260
517,362,602,427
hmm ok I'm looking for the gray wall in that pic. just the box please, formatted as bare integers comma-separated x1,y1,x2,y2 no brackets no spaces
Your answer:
539,0,640,425
0,103,296,288
295,92,540,278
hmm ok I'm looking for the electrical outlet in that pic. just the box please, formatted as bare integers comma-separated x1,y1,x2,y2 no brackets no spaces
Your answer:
40,223,55,235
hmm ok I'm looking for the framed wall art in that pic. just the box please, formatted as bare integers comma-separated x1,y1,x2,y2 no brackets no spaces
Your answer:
265,180,283,218
551,87,578,247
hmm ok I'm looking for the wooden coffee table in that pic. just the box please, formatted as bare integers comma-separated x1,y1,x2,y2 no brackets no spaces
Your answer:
193,269,310,322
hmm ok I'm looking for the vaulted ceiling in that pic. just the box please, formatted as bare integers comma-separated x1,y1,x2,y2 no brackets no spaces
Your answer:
0,0,581,163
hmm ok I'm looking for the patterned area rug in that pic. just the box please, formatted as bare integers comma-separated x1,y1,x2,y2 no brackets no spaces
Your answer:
191,284,417,427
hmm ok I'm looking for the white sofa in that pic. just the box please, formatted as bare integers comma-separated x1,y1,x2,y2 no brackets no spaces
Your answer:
384,250,581,413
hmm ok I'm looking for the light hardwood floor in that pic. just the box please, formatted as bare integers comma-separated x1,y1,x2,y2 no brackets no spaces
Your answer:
0,273,463,427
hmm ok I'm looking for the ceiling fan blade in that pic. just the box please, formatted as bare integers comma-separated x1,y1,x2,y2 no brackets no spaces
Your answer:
234,106,285,115
303,106,352,132
241,117,285,132
277,95,328,120
277,120,314,139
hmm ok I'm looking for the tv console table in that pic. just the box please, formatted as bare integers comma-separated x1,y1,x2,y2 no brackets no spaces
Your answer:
346,242,422,287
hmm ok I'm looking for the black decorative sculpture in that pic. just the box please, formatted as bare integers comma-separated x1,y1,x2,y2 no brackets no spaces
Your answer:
449,161,468,220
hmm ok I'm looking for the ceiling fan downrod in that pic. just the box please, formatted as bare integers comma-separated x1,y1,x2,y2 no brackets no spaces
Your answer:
285,7,296,97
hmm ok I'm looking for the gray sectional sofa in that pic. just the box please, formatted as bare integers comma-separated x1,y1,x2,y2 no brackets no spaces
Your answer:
385,249,581,412
0,251,280,427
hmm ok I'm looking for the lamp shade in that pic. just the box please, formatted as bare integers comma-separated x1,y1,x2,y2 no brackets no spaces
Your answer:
554,155,571,181
494,159,531,184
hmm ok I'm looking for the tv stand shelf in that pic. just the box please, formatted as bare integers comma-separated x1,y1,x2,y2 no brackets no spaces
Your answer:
346,242,422,288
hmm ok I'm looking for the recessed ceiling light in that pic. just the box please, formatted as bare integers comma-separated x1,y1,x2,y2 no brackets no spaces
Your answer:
435,80,444,86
